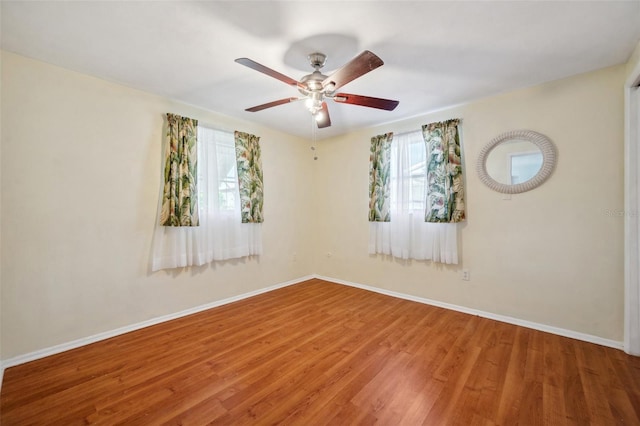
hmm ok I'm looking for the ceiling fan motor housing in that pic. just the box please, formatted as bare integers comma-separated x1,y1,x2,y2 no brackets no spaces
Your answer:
299,52,329,96
299,71,328,95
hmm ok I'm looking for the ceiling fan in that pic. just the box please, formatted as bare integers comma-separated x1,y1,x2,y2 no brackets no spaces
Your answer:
235,51,399,129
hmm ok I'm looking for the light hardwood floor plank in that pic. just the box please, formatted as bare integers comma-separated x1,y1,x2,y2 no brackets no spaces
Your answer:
2,278,640,425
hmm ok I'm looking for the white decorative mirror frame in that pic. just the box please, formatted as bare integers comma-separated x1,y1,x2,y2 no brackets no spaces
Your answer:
476,129,557,194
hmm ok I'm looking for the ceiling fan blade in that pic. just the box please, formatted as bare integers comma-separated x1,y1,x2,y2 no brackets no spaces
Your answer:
333,93,399,111
322,51,384,92
245,97,300,112
235,58,299,86
316,102,331,128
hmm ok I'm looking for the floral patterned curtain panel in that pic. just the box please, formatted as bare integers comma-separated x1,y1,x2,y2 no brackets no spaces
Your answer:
423,119,465,223
160,113,199,226
234,131,264,223
368,132,393,222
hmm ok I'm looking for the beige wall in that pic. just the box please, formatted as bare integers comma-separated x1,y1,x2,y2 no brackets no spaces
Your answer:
0,50,629,361
313,64,626,341
0,52,314,359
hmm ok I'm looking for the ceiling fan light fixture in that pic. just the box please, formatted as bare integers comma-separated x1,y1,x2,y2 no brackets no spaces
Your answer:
305,92,323,114
304,97,314,109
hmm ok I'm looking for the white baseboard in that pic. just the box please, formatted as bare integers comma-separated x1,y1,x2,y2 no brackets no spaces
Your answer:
315,274,624,351
1,275,314,372
0,272,623,385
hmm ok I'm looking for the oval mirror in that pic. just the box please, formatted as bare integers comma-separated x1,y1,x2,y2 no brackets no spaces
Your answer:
477,130,557,194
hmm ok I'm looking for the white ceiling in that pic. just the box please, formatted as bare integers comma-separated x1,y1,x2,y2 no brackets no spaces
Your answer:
2,1,639,140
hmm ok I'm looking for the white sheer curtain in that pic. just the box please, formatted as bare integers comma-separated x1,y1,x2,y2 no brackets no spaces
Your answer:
626,85,640,355
369,130,458,263
151,126,261,271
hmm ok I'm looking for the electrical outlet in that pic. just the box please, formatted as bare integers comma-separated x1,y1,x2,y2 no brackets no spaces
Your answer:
326,252,332,258
461,269,470,281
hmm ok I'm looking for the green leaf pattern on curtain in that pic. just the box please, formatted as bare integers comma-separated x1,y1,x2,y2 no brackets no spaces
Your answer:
368,132,393,222
423,119,465,223
234,131,264,223
160,113,199,226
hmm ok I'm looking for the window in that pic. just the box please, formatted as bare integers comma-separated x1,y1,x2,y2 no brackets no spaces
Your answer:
198,127,239,213
369,130,458,263
390,130,427,212
210,132,238,211
151,126,261,271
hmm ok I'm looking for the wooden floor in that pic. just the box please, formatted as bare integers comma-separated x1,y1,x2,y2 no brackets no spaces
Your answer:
2,279,640,425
